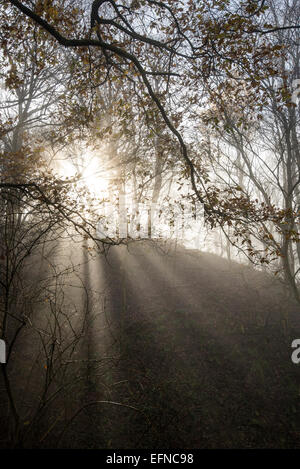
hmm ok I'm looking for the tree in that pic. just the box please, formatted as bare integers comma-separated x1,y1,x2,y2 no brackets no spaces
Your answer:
5,0,289,219
197,0,300,302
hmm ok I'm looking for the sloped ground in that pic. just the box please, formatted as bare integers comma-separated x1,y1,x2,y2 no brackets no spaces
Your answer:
87,242,300,449
1,240,300,448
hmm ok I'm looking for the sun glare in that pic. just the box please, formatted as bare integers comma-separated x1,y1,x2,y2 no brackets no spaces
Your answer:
56,153,109,198
81,157,109,196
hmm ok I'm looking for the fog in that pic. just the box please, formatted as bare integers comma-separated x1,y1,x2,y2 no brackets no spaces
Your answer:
1,0,300,453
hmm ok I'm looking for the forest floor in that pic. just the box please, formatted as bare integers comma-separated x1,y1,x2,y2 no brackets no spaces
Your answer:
1,240,300,448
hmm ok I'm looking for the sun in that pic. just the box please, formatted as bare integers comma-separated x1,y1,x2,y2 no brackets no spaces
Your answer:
56,153,109,197
80,157,109,196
